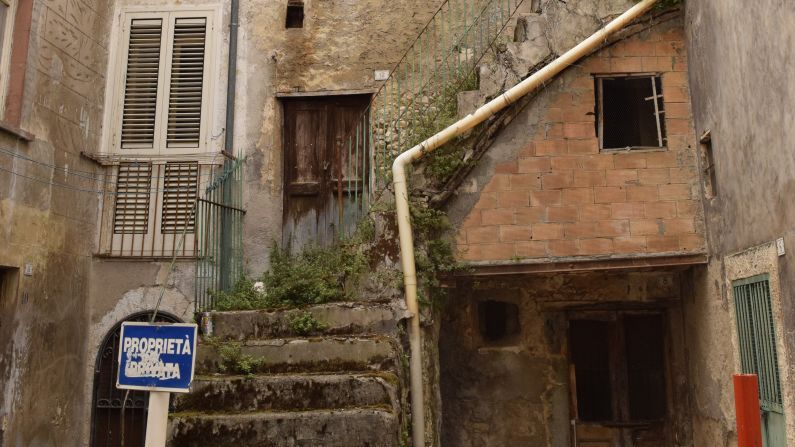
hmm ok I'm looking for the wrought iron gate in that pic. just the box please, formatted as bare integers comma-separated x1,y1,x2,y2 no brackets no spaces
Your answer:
195,158,246,311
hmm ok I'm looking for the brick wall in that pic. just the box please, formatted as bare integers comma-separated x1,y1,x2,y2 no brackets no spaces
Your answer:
456,22,705,262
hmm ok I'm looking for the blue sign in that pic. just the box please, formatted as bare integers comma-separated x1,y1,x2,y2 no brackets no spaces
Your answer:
117,322,198,393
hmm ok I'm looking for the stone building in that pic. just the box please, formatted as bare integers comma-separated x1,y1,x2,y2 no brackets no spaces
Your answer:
0,0,792,446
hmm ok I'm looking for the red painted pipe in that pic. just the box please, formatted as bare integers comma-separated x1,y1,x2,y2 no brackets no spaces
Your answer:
734,374,763,447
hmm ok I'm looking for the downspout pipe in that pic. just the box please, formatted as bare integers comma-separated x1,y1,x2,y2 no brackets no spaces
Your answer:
224,0,240,158
391,1,658,445
219,0,240,288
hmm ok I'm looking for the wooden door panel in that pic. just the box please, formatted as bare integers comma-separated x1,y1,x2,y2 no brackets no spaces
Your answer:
282,95,369,251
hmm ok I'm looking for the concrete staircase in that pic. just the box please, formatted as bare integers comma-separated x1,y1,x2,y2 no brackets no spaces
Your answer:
167,303,405,447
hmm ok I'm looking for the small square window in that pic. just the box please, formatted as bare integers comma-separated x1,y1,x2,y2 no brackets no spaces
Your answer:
596,75,666,150
477,300,520,343
286,2,304,29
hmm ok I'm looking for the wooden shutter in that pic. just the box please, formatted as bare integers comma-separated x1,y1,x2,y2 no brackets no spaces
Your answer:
113,162,153,233
166,17,207,148
161,161,198,233
120,19,163,149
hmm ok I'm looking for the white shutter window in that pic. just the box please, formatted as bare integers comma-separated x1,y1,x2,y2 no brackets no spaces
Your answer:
161,161,199,233
120,19,164,149
113,10,214,155
113,162,153,233
166,18,207,148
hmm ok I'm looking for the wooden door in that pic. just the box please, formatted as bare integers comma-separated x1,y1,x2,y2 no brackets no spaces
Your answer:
282,95,370,252
569,313,669,447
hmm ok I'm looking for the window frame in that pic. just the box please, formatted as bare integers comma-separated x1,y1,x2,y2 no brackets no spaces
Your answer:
0,0,17,115
594,73,667,152
105,6,221,157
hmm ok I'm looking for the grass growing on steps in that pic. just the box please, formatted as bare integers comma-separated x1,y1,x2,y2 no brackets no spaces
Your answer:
205,338,265,376
211,236,368,311
286,311,328,336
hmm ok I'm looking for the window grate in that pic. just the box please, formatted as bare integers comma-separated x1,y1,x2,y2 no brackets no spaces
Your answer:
113,162,153,234
161,161,198,233
734,274,783,413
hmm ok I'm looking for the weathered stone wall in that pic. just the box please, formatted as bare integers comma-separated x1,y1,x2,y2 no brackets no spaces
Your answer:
439,270,692,446
450,16,705,263
684,0,795,444
238,0,441,271
0,0,113,443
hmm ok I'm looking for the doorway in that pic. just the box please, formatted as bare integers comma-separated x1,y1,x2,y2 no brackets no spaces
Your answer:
90,311,181,447
281,94,370,252
568,312,670,447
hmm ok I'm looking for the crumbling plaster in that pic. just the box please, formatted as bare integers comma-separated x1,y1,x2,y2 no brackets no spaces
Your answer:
234,0,441,272
440,270,692,446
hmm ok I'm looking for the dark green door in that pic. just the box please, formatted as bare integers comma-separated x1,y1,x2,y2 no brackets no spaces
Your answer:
733,275,787,447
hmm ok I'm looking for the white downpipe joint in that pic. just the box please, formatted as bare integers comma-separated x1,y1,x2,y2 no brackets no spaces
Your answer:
391,0,658,445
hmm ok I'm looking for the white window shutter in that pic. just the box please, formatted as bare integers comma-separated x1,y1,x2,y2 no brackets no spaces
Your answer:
120,19,164,149
113,162,153,233
165,17,207,149
161,161,199,233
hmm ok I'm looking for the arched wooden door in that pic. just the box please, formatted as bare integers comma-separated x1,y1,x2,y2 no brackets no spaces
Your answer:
90,311,181,447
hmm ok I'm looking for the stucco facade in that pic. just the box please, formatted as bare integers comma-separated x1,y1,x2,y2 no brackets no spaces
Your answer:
684,0,795,444
1,0,793,446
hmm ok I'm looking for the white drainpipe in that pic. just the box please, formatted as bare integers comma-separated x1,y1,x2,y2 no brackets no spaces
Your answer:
391,0,659,445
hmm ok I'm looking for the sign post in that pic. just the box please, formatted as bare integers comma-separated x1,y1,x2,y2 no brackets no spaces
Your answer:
117,322,198,447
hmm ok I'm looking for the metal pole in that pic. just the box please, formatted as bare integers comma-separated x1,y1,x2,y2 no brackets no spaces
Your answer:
734,374,763,447
144,391,170,446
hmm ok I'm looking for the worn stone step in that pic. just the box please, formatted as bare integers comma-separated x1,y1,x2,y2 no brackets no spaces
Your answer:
168,408,399,447
173,373,398,413
209,302,399,341
197,336,398,375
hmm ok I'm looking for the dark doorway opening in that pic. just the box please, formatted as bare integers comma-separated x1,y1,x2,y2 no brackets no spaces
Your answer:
90,311,181,447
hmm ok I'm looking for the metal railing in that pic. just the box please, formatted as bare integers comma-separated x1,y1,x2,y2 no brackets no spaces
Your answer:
98,162,219,258
195,158,246,311
336,0,526,228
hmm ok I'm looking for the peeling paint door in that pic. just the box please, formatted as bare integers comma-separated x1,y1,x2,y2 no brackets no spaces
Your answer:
282,95,369,252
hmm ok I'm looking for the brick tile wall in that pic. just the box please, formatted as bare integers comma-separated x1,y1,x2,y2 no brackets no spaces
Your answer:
456,22,706,262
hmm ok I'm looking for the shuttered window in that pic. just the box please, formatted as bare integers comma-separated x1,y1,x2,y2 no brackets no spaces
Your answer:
167,18,206,148
734,274,783,413
121,19,163,149
113,162,153,234
115,11,213,154
161,161,198,233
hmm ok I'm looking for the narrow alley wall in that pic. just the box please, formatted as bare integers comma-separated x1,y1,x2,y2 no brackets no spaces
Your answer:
685,0,795,444
0,0,113,442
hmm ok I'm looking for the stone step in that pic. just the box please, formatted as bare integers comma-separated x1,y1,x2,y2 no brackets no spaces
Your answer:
173,373,398,413
197,336,398,375
168,408,399,447
209,302,399,341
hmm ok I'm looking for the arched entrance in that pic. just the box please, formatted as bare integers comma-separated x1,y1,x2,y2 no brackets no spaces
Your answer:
90,311,181,447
